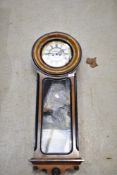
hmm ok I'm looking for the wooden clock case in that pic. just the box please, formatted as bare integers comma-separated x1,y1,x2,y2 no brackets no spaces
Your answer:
30,32,84,175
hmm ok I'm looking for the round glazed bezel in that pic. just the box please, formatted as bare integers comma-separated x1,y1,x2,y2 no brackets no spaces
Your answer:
32,32,81,75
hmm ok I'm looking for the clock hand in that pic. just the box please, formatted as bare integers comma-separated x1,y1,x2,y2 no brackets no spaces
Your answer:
43,52,54,55
57,50,63,55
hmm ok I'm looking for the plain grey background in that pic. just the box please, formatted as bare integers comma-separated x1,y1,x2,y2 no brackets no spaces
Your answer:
0,0,117,175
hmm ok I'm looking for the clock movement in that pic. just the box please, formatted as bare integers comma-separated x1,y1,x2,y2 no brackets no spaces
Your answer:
30,32,84,175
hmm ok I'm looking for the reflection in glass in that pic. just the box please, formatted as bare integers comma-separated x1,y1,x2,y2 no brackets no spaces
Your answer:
41,79,72,154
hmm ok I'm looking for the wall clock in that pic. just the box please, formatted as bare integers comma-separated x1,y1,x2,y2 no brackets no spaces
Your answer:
30,32,84,175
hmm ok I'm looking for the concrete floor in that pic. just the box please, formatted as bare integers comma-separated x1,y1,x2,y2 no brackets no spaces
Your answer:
0,0,117,175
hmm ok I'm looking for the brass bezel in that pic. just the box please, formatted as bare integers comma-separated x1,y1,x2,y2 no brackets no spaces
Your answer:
32,32,81,75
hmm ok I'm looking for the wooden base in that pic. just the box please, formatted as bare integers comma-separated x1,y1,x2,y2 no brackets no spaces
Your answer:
30,159,84,175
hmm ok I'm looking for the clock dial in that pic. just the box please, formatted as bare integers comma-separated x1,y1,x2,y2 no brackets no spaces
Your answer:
41,40,72,67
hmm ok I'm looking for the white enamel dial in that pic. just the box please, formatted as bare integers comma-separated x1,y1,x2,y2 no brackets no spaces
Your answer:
41,40,72,67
